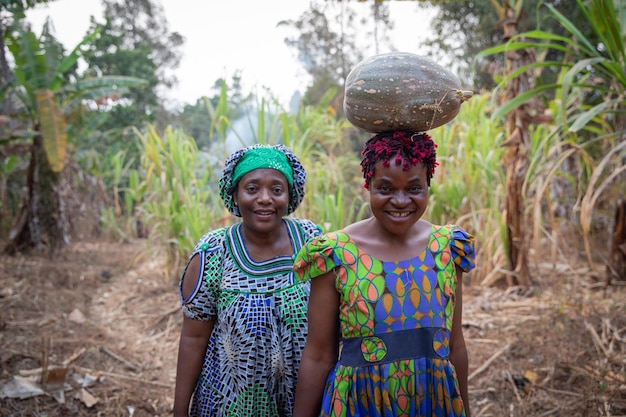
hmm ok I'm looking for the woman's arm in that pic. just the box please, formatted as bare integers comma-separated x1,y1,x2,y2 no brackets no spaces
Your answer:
173,255,215,417
293,270,340,417
450,266,471,417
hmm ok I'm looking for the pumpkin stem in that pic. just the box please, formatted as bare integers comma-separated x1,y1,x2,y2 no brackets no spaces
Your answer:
455,90,474,103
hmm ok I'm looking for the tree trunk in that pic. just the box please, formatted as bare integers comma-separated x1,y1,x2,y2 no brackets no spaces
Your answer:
606,200,626,284
501,4,532,287
4,135,68,254
0,22,11,85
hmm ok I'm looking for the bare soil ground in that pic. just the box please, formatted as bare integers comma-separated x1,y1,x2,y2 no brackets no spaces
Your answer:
0,238,625,417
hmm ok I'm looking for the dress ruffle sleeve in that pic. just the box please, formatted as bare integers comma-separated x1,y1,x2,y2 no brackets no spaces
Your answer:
293,232,343,283
447,224,476,273
178,228,227,321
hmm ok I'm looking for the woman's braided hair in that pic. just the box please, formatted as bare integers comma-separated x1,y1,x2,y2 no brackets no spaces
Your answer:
360,131,438,189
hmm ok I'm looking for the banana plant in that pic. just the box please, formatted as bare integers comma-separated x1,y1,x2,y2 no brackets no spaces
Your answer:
2,15,147,253
4,20,146,172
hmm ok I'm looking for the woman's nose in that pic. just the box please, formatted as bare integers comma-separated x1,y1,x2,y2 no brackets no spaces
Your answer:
257,188,272,203
391,191,410,206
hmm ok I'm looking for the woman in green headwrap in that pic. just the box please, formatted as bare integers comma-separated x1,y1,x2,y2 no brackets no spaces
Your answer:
174,144,322,417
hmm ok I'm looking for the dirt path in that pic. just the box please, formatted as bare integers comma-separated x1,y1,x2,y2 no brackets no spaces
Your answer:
1,240,180,416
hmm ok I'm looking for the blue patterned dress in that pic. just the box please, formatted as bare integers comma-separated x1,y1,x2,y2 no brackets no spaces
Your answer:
180,218,322,417
293,224,475,417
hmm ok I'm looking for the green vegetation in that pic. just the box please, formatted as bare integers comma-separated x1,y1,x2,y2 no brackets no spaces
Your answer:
1,0,623,286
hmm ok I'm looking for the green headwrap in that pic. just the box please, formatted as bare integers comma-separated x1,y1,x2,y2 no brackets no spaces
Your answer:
219,144,307,217
232,147,294,185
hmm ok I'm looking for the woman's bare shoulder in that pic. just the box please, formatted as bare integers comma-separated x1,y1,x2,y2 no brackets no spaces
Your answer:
342,218,370,240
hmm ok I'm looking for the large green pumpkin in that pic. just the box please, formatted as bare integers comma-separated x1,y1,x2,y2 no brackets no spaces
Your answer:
343,52,473,133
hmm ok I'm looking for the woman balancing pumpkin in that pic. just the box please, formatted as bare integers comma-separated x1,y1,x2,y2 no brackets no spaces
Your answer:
292,53,475,417
174,144,322,417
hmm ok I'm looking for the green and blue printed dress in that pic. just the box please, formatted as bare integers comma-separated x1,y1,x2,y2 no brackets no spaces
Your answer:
293,224,475,417
180,218,322,417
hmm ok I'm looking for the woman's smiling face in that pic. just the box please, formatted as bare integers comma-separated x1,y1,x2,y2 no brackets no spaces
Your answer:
368,160,429,236
233,168,290,234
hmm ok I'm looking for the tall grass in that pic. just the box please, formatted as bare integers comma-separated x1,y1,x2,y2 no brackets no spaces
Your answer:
428,93,508,285
135,125,225,279
286,91,370,231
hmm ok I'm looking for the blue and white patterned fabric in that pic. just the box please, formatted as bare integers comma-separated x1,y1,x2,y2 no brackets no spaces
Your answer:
180,217,322,417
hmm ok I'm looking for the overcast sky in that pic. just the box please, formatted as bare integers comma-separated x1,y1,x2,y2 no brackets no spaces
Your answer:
26,0,435,110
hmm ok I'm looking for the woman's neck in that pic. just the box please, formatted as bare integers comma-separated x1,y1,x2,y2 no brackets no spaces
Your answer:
238,220,293,261
345,218,432,261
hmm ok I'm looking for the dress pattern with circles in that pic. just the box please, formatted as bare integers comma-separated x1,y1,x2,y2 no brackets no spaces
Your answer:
293,224,475,417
